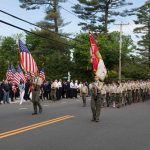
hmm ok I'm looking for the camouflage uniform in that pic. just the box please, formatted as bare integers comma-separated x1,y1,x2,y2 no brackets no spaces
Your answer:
90,79,103,122
31,76,43,115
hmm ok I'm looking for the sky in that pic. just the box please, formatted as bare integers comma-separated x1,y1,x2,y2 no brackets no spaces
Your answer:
0,0,148,42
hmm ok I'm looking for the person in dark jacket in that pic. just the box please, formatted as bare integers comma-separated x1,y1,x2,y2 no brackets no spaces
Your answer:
24,79,30,100
2,80,10,104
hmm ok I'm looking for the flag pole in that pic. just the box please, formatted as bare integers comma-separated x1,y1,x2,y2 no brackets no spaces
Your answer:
16,34,20,67
89,31,98,78
89,31,95,77
5,60,10,80
16,35,26,74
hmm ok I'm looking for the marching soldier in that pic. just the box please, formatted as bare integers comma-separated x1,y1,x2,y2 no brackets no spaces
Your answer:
116,82,122,108
31,73,43,115
131,81,136,103
121,81,127,106
105,83,111,107
90,76,104,122
126,80,132,105
111,82,117,108
146,81,150,100
140,80,145,102
80,82,88,107
101,83,107,107
57,79,62,100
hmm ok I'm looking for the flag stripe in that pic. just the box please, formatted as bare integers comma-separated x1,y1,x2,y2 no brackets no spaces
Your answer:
19,39,38,74
89,32,107,81
6,65,13,81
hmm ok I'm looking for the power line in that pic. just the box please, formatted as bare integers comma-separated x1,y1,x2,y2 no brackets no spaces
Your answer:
0,20,89,51
60,5,80,19
60,3,91,25
26,2,78,18
26,2,90,25
0,20,73,47
0,9,82,44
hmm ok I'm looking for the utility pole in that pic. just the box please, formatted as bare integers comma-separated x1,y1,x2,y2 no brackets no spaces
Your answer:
114,22,129,81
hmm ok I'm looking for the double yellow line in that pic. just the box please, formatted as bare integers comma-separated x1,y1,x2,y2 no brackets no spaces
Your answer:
0,115,74,139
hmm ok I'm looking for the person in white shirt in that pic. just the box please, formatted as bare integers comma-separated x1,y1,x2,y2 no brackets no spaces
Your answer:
70,80,74,98
51,80,58,101
73,80,79,98
78,82,83,91
18,79,25,105
57,79,62,100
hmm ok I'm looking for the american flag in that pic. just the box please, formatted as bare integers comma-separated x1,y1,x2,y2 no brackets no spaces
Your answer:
6,65,13,81
18,39,38,74
39,68,45,80
16,65,26,82
11,65,20,85
25,72,31,80
30,72,35,78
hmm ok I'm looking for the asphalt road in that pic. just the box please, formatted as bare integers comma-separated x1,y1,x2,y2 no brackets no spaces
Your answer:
0,98,150,150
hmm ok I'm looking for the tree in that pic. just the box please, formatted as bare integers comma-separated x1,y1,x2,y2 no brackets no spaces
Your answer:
122,58,150,79
25,29,72,80
19,0,68,32
71,32,135,80
134,0,150,68
72,0,132,33
70,33,92,81
0,37,18,80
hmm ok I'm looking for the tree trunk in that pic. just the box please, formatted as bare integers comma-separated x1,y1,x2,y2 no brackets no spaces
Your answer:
104,1,109,33
54,0,58,33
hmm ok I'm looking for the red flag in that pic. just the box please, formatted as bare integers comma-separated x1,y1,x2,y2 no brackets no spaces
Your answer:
89,32,107,81
89,32,99,72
